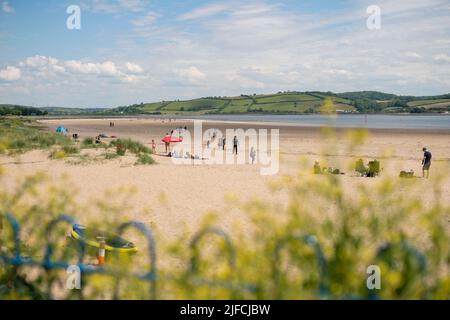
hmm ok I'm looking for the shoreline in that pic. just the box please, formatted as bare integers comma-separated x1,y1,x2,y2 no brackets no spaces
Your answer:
36,116,450,135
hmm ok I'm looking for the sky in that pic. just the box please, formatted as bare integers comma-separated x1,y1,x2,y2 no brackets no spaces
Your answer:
0,0,449,108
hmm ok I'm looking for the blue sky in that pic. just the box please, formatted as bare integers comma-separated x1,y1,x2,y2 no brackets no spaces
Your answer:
0,0,449,108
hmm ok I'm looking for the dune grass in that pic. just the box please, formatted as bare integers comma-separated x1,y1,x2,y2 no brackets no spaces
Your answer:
0,119,156,165
135,153,156,165
109,138,152,155
0,119,75,154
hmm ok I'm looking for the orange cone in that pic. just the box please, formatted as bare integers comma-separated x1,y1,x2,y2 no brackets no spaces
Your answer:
97,237,106,266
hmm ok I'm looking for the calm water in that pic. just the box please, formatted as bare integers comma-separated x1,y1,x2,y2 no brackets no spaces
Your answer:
180,114,450,130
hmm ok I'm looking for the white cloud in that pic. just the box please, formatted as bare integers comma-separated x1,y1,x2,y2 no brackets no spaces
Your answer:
178,3,228,21
82,0,146,14
230,3,276,17
118,0,146,12
0,66,21,81
404,52,422,59
2,1,14,13
175,66,206,83
322,69,354,77
65,60,120,76
132,12,158,27
433,54,450,63
126,62,144,74
14,55,146,84
19,55,66,74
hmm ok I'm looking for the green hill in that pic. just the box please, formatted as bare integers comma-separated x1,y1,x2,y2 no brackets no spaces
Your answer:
0,104,48,116
40,107,111,115
115,91,450,115
116,91,358,115
2,91,449,116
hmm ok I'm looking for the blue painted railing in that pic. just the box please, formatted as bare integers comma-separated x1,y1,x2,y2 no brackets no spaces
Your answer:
0,213,427,299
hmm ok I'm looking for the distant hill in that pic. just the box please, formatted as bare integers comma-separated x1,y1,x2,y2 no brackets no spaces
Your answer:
2,91,449,116
0,104,48,116
114,92,356,115
114,91,450,115
40,107,111,116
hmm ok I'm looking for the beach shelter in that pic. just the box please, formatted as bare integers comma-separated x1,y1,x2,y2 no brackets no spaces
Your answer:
55,126,68,134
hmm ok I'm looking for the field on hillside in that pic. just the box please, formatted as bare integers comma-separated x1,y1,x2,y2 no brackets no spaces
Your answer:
406,99,450,110
129,92,357,115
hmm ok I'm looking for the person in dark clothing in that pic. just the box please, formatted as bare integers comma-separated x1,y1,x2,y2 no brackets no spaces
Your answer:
422,147,432,178
232,136,238,155
222,137,226,151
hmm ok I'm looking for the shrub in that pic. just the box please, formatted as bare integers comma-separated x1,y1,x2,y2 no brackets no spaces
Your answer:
135,153,156,165
104,151,119,160
115,143,126,156
62,145,79,155
49,149,66,159
110,139,151,155
81,137,94,148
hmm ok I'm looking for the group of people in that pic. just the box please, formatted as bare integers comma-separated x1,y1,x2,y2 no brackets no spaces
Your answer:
208,135,257,163
206,133,240,155
314,147,433,179
155,128,257,164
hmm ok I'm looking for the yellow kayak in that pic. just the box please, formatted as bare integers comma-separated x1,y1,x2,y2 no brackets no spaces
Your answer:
71,224,138,253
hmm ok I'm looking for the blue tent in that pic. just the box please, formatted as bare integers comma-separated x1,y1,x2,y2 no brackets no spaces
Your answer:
55,126,68,134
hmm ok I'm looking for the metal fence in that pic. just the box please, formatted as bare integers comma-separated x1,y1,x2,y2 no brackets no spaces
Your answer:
0,213,427,300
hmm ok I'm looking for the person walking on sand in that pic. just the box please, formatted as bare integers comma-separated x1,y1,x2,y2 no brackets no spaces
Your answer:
250,147,256,164
164,133,170,153
422,147,432,178
151,139,156,154
233,136,239,155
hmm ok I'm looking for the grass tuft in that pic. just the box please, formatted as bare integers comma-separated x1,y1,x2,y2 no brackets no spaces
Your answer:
135,153,156,165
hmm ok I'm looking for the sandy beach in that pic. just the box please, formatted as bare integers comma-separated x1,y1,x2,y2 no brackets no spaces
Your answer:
1,118,449,244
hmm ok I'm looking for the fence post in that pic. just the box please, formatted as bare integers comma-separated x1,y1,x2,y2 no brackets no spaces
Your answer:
43,214,84,299
3,213,22,264
187,227,239,297
272,234,328,299
368,240,427,299
116,221,157,300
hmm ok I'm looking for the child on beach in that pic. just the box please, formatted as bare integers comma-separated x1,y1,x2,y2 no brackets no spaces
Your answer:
151,139,156,154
